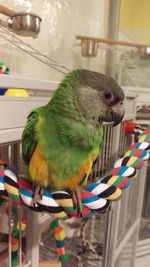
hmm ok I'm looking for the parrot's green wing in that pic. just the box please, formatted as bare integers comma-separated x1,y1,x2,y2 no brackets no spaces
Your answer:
22,111,39,165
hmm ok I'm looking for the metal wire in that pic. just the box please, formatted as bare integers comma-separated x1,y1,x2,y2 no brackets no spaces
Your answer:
8,201,12,267
18,207,22,267
0,25,70,75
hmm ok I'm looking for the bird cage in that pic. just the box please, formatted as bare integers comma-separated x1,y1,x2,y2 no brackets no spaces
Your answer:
103,146,147,267
94,111,150,267
129,86,150,263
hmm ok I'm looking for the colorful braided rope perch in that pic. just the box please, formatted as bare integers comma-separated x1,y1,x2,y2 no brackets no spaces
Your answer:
0,126,150,265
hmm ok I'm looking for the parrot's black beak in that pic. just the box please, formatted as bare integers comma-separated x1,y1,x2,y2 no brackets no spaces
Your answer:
111,101,125,127
112,109,124,126
101,101,125,127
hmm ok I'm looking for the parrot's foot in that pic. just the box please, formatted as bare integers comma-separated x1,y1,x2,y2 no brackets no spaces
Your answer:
70,186,82,216
32,187,44,206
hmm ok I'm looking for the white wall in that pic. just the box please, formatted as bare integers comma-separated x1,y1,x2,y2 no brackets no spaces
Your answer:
0,0,108,81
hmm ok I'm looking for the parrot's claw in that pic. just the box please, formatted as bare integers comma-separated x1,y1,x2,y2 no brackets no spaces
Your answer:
70,186,83,216
32,187,44,206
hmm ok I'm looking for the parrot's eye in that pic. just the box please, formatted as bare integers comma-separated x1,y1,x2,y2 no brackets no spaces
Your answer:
104,90,113,99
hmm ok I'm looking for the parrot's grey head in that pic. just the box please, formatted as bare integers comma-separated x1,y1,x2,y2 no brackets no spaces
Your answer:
73,69,125,127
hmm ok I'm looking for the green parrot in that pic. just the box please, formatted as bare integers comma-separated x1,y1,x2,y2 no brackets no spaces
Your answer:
22,69,125,213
